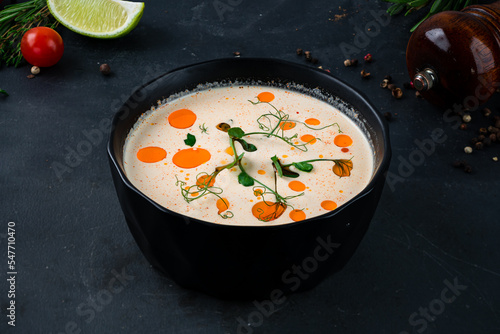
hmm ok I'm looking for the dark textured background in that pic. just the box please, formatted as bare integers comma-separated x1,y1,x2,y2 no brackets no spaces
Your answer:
1,0,500,333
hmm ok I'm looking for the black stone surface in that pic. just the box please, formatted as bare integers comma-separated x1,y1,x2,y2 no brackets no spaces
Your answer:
1,0,499,333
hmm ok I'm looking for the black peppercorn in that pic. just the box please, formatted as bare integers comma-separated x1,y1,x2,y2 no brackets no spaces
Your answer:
384,75,392,83
488,126,499,133
392,88,403,99
464,165,473,173
478,134,486,141
489,133,497,142
470,137,479,145
312,58,318,64
384,112,392,121
475,142,484,150
479,127,488,135
482,108,492,117
459,123,467,130
296,48,303,55
387,83,397,91
452,160,466,168
360,69,370,78
100,63,111,75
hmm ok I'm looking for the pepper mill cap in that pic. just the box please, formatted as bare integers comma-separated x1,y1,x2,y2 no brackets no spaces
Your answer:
413,68,438,91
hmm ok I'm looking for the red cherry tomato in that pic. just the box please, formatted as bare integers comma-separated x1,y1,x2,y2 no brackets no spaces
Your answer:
20,27,64,67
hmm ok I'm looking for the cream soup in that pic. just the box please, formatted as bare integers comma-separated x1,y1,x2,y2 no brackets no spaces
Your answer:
123,85,374,226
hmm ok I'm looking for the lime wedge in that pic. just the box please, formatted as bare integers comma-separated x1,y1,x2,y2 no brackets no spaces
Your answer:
47,0,144,39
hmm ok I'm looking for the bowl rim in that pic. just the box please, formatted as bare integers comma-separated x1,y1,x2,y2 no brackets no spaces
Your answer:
107,57,392,229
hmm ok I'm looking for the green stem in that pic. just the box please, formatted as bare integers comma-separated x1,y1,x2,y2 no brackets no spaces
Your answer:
242,131,310,151
282,158,334,167
238,162,280,201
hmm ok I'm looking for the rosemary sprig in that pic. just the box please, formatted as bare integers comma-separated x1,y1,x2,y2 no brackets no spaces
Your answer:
0,0,58,67
383,0,477,32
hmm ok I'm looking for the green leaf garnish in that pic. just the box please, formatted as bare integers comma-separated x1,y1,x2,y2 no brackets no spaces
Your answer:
228,127,245,139
292,162,313,172
184,133,196,147
271,155,299,178
236,138,257,152
271,155,283,177
0,89,8,96
238,171,254,187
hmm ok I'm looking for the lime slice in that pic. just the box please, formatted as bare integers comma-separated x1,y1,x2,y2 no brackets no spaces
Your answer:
47,0,144,39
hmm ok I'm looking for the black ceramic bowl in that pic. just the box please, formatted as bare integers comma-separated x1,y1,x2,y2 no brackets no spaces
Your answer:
108,58,391,299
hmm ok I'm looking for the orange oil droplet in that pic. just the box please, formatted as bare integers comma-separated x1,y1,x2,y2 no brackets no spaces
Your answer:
257,169,266,175
252,201,286,222
282,155,288,158
334,134,353,147
136,146,167,163
172,148,211,168
225,146,234,156
289,209,306,222
168,109,197,129
305,118,321,126
197,174,215,188
319,154,324,158
300,134,317,144
279,121,296,130
254,188,263,196
341,148,349,153
288,180,306,192
321,200,337,211
216,198,229,214
257,92,275,102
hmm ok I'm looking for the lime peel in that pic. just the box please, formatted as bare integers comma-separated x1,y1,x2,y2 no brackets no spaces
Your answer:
47,0,144,39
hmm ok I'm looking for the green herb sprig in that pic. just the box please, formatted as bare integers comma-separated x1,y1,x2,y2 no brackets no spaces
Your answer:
176,98,352,222
0,0,58,67
383,0,477,32
199,123,209,134
246,99,342,152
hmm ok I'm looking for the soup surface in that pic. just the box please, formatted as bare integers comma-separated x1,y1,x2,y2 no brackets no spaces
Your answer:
123,85,374,225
